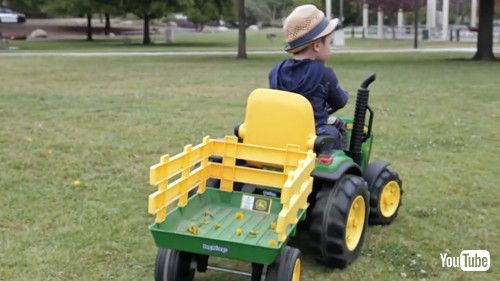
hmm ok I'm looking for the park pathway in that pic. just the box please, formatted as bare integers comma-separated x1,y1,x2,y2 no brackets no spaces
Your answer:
1,47,499,57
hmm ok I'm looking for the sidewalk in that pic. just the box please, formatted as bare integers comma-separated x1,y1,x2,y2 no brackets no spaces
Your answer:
0,47,499,57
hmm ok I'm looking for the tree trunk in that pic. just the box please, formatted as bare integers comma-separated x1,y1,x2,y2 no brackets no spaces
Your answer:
86,12,93,41
105,13,111,36
391,15,396,40
413,1,419,49
143,13,151,45
237,0,247,59
473,0,495,61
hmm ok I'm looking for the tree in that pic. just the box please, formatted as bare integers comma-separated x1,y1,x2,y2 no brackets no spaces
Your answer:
44,0,98,41
237,0,247,59
125,0,179,45
473,0,496,61
413,0,419,48
96,0,123,36
180,0,233,31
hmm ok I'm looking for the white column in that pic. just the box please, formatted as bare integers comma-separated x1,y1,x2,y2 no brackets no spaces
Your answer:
333,0,345,47
442,0,449,40
397,9,403,28
471,0,478,28
426,0,436,29
325,0,332,20
363,3,369,37
377,8,384,39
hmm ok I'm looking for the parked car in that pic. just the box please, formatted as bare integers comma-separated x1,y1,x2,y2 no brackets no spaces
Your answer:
0,7,26,24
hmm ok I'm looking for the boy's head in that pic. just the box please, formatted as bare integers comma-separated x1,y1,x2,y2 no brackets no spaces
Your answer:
283,4,339,61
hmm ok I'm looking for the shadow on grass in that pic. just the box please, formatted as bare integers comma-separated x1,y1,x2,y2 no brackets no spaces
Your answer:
445,57,499,62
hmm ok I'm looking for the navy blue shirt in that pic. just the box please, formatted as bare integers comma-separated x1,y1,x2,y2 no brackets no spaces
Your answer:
268,59,349,134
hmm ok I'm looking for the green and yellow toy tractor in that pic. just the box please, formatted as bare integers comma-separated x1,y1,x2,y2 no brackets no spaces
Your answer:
148,74,402,280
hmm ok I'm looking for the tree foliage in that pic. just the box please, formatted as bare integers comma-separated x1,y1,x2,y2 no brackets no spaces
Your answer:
180,0,232,30
245,0,293,26
4,0,47,17
292,0,323,11
43,0,96,16
95,0,122,15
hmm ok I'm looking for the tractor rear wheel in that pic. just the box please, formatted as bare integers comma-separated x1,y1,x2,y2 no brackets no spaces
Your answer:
364,163,403,225
155,248,195,281
265,246,302,281
309,175,369,268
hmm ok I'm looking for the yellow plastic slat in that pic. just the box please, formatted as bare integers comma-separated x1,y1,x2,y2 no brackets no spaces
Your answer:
208,163,287,189
276,177,313,241
149,164,208,222
211,139,306,168
150,139,209,186
275,152,315,241
281,151,316,205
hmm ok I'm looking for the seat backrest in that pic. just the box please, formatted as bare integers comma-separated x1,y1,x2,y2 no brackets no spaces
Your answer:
238,88,316,152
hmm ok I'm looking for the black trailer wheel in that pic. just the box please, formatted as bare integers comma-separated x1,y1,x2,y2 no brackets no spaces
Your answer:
309,175,369,268
265,246,302,281
155,248,195,281
364,162,403,225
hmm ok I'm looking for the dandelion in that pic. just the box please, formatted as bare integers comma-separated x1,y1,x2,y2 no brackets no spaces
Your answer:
235,212,244,220
235,228,243,236
270,222,276,230
188,224,199,235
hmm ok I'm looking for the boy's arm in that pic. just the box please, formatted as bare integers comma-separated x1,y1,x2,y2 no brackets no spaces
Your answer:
324,67,349,112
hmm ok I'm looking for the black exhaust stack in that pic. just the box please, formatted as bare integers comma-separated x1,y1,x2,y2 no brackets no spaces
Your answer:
349,73,376,165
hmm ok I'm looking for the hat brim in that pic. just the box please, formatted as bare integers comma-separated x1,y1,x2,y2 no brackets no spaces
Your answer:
286,18,340,53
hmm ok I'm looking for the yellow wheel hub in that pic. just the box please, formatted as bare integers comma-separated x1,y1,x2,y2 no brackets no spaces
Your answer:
345,196,366,251
292,258,301,281
379,180,401,218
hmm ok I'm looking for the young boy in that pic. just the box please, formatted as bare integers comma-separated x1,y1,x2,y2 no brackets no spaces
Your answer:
269,4,348,149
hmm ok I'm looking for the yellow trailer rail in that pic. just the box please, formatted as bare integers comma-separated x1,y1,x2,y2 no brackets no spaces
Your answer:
149,135,316,242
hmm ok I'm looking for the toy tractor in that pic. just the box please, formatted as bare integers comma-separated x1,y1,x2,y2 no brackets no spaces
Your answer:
148,74,402,280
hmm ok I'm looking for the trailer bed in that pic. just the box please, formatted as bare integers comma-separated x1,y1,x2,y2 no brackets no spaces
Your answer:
150,188,306,265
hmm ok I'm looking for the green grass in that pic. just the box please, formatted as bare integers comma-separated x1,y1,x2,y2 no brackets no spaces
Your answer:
0,52,499,281
2,29,491,52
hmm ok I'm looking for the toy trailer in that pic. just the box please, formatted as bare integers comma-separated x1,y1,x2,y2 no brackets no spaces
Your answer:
148,89,322,281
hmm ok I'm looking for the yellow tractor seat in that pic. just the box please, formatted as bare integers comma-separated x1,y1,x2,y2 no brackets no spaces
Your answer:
236,88,317,152
234,88,336,157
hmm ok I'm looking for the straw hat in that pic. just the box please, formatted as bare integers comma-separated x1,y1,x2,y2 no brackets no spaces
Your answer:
284,4,340,53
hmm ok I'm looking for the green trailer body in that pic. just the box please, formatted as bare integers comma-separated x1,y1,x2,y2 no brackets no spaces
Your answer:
150,188,306,265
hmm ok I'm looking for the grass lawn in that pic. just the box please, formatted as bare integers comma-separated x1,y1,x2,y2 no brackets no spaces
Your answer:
0,52,499,281
2,29,492,52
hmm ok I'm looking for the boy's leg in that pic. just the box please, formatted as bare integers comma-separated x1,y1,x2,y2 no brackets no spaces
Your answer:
317,125,344,150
